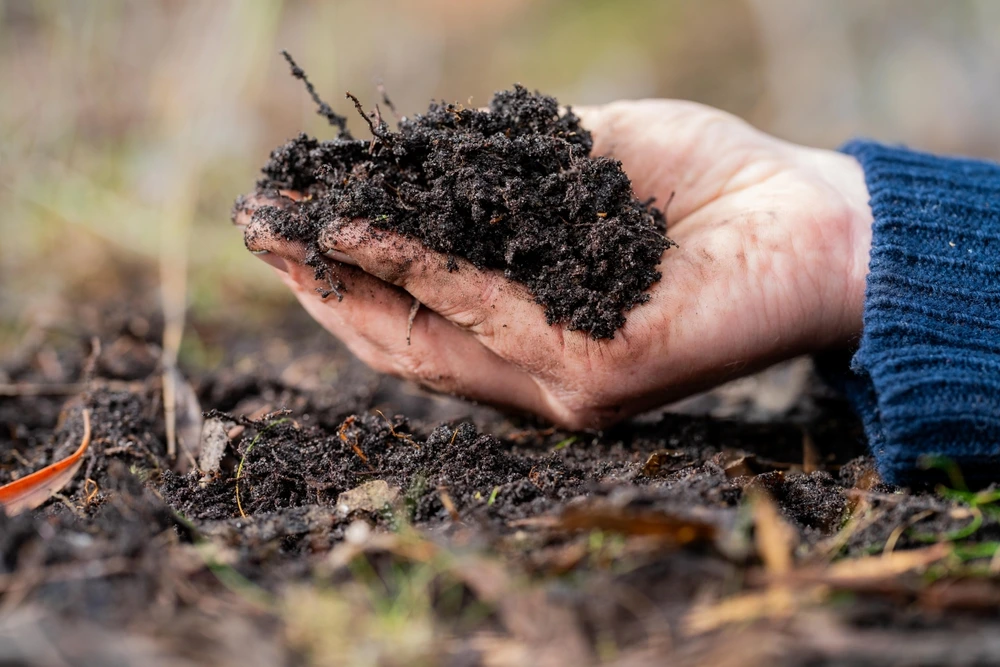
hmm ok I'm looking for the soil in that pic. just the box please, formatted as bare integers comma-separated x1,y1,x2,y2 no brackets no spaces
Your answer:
6,264,1000,666
244,55,672,339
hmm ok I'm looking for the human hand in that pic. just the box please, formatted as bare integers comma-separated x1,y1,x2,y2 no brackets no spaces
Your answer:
234,100,873,429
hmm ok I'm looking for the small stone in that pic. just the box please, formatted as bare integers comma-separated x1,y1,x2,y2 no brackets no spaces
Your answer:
335,480,400,517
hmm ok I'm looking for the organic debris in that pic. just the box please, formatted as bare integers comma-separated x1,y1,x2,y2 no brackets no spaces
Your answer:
0,408,91,516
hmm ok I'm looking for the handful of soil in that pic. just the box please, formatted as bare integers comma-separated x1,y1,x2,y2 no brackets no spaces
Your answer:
245,53,674,339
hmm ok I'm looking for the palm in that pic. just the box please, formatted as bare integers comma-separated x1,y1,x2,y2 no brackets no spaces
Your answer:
238,100,872,429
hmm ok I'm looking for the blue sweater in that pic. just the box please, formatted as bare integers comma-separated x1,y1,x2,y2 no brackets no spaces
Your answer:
838,141,1000,486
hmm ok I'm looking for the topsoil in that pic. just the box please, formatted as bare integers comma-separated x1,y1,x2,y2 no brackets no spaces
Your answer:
245,55,672,339
5,264,1000,665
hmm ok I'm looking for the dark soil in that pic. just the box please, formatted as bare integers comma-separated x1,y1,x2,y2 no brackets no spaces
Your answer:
244,55,673,339
8,262,1000,665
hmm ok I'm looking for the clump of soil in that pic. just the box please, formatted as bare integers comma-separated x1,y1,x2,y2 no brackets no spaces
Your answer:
161,411,577,525
245,54,673,339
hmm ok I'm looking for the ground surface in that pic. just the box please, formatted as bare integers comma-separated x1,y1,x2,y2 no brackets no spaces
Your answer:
5,268,1000,667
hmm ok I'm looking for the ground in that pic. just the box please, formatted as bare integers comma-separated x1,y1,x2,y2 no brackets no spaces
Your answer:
4,263,1000,667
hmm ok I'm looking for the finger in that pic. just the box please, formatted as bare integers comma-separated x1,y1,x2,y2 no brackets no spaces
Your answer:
317,221,550,340
244,213,553,416
236,191,316,272
231,189,303,228
573,101,780,223
276,253,553,418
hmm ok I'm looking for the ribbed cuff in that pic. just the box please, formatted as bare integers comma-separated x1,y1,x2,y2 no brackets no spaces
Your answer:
839,140,1000,486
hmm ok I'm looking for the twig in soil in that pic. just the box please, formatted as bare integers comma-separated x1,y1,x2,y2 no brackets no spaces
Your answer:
346,92,392,147
83,478,99,505
406,298,421,345
374,410,418,447
338,416,375,470
281,50,350,138
235,417,291,518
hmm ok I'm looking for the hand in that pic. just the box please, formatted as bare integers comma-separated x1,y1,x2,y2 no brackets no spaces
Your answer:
234,100,873,429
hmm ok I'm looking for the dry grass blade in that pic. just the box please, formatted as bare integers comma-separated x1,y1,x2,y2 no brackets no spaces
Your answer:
799,543,952,587
685,588,813,635
0,409,92,516
751,491,796,575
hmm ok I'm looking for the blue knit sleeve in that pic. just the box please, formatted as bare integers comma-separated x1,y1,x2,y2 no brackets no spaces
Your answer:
838,140,1000,486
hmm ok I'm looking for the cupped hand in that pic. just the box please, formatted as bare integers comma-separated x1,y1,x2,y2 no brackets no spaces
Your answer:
234,100,873,429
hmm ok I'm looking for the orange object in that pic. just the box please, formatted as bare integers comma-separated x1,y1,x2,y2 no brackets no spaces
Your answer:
0,409,92,516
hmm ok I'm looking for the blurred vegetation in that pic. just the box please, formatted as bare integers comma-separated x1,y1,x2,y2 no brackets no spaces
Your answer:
2,0,999,361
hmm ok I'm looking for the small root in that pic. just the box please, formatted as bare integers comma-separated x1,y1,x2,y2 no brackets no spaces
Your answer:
374,409,418,448
346,91,392,148
317,276,344,301
282,50,350,138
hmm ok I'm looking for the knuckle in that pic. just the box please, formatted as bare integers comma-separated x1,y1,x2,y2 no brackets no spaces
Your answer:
395,348,449,386
436,275,499,332
543,386,610,431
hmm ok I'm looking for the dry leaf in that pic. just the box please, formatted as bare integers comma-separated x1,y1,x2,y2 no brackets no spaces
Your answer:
641,450,687,477
0,409,91,516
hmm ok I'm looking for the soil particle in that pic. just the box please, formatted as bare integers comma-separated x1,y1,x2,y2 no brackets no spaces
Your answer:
247,56,673,338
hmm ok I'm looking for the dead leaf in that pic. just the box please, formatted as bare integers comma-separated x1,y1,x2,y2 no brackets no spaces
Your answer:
641,450,688,477
0,409,91,516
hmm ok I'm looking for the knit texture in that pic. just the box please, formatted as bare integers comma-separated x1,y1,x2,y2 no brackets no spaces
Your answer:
839,140,1000,486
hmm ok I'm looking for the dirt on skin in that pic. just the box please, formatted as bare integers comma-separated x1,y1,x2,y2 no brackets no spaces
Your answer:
241,54,673,339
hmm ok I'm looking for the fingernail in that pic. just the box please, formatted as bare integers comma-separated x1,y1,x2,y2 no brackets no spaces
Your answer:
324,249,360,267
252,250,288,273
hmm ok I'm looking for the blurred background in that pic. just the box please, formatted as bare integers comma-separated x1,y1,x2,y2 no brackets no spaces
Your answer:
2,0,999,367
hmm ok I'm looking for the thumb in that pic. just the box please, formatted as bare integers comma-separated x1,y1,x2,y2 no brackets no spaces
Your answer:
573,99,759,222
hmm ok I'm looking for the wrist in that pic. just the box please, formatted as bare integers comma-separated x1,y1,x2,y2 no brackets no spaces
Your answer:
799,147,874,345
